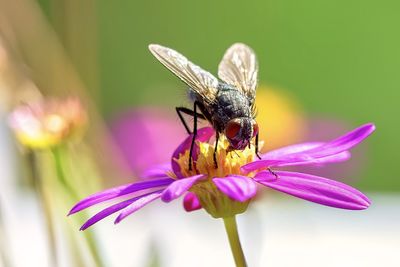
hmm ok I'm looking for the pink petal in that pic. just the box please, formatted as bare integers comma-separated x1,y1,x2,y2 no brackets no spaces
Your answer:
171,127,214,178
254,171,370,210
114,191,162,224
161,175,205,202
278,151,351,167
261,142,325,159
213,175,257,202
242,123,375,172
141,163,172,179
183,192,202,212
69,178,173,215
297,123,375,158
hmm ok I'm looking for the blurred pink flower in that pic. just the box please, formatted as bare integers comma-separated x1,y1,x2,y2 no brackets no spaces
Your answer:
8,97,87,148
110,107,186,176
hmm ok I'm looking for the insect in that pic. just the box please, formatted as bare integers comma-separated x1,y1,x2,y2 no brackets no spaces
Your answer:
149,43,260,171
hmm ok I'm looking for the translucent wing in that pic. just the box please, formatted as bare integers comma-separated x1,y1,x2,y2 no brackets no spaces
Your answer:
218,43,258,103
149,44,219,103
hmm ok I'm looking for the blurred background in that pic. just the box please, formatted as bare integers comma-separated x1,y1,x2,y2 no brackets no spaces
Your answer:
0,0,399,266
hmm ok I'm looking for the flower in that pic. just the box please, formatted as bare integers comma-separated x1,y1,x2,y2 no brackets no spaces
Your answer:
70,123,374,230
8,97,87,149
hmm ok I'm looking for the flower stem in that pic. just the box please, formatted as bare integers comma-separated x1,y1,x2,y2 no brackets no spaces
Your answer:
27,151,58,267
223,216,247,267
51,146,105,267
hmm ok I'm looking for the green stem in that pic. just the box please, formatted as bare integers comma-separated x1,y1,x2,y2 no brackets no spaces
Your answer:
28,151,58,267
51,146,105,267
52,146,79,200
83,230,105,267
65,220,86,267
223,216,247,267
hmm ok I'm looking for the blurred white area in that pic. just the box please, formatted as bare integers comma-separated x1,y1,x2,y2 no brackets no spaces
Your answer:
1,116,400,267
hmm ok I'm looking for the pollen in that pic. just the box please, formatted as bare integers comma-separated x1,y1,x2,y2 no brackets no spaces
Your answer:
175,135,260,179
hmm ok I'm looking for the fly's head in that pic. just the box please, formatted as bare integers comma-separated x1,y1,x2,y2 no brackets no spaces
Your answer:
224,117,258,151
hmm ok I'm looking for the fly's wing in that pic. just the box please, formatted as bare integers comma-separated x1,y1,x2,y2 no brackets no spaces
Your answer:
149,44,219,103
218,43,258,104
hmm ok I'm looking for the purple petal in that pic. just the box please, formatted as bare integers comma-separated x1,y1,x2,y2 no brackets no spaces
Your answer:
213,175,257,202
261,142,325,160
69,178,173,215
242,153,351,172
298,123,375,158
278,151,351,167
242,123,375,172
141,163,172,179
183,192,202,212
114,191,162,224
254,171,370,210
171,127,214,178
79,190,162,230
161,175,205,202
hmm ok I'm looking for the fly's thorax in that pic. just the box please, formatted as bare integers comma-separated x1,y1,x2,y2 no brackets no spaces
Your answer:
213,84,256,150
211,83,253,129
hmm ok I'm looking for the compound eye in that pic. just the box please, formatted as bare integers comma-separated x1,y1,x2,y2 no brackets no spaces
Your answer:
225,120,241,139
252,122,259,137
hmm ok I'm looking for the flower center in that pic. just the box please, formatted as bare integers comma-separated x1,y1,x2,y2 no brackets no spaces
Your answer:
172,135,263,218
174,135,259,179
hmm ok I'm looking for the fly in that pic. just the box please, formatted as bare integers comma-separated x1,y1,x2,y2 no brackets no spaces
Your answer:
149,43,260,170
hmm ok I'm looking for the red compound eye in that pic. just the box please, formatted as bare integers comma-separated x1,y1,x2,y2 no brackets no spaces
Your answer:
252,122,259,137
225,120,241,139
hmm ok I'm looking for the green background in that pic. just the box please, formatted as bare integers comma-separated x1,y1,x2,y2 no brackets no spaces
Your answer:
41,0,400,191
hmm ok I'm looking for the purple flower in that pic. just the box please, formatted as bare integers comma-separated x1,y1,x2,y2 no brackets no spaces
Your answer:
69,123,375,229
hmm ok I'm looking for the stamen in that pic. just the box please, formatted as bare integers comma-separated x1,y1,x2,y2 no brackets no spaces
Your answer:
175,135,258,180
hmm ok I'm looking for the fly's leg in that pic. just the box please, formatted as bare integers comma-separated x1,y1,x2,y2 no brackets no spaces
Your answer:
176,107,206,134
267,167,279,180
188,102,201,171
255,132,262,160
213,132,219,169
255,133,278,179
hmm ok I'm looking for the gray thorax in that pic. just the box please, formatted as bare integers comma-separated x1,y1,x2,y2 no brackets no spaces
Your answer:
210,83,253,130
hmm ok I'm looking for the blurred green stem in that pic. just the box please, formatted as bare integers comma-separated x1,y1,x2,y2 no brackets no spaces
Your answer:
51,146,105,267
223,216,247,267
65,220,86,267
51,145,79,200
28,151,58,267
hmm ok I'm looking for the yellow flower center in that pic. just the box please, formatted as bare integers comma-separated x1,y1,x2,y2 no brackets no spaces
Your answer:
173,135,263,218
175,135,259,179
